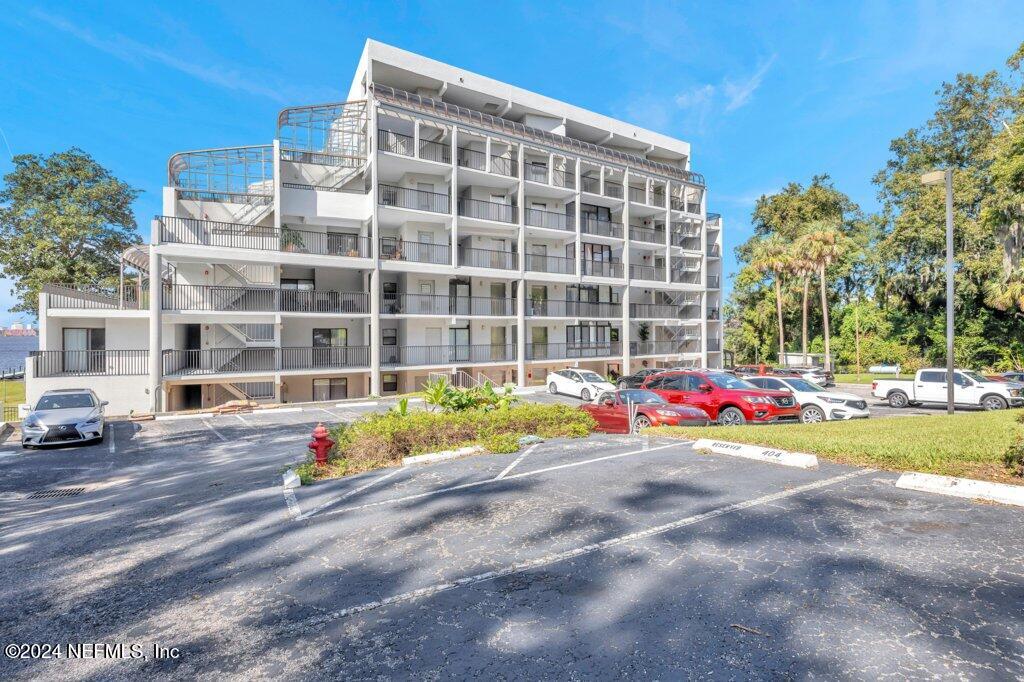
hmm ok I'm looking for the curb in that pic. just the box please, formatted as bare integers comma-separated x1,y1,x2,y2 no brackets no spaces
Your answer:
895,472,1024,507
692,438,819,469
402,445,483,466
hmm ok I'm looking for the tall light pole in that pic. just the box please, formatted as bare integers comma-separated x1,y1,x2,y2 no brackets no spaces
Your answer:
921,169,955,415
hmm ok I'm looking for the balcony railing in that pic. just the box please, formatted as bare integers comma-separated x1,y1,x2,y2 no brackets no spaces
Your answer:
31,350,149,377
281,346,370,370
672,235,702,250
629,303,678,318
420,138,451,164
380,344,516,366
458,197,517,223
581,176,600,194
526,300,622,317
687,202,701,214
524,164,548,183
525,253,575,274
708,275,721,289
161,284,369,313
43,283,147,310
580,216,624,239
378,183,451,214
628,186,649,204
525,207,573,232
380,237,451,265
381,293,514,316
630,341,686,356
526,342,622,361
630,225,665,244
629,264,666,281
707,245,721,257
707,308,721,320
457,146,487,171
706,213,722,227
708,338,722,352
604,181,624,199
158,216,370,257
490,155,517,177
378,129,415,156
163,348,277,376
459,246,517,270
582,259,624,278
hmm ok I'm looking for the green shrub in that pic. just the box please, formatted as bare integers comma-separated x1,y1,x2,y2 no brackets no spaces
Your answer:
1004,438,1024,477
422,377,519,412
483,432,521,454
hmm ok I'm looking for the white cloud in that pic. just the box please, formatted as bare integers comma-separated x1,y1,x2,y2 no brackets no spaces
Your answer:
31,11,306,103
722,55,777,112
671,55,778,130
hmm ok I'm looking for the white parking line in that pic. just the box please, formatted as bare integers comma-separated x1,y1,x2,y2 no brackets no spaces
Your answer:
317,442,678,519
286,469,870,627
494,443,539,481
202,419,228,442
108,425,116,454
297,467,407,520
235,414,253,428
339,401,378,408
318,407,343,420
282,488,301,519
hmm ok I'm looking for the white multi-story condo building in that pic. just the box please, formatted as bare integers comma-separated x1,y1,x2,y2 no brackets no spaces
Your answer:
28,40,723,414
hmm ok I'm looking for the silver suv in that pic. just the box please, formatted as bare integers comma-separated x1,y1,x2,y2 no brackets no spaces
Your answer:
21,389,108,448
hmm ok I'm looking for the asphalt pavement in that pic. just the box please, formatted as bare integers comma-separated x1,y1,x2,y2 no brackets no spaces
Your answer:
0,405,1021,679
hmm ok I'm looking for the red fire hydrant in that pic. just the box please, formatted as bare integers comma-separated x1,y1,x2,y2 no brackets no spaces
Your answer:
308,422,335,468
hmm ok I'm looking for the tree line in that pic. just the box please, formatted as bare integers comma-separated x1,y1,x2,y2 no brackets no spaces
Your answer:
727,41,1024,372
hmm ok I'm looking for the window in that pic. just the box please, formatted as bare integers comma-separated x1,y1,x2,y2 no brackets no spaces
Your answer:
596,391,615,404
313,328,347,347
281,278,314,290
382,373,398,393
683,375,705,391
383,329,397,346
919,371,945,383
645,376,667,389
313,378,348,401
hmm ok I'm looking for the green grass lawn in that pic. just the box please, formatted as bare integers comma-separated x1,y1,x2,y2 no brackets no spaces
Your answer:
650,410,1024,485
0,380,25,406
832,373,913,384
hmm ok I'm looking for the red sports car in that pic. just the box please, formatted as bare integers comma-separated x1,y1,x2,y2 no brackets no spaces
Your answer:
580,389,710,433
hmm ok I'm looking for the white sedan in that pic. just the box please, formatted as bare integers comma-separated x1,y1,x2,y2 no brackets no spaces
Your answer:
747,376,869,423
547,369,616,401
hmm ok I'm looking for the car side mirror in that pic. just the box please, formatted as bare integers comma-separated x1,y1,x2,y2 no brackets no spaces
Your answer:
101,400,110,407
602,398,615,406
699,384,713,393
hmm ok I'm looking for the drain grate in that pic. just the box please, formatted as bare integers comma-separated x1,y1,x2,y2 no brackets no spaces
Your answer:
26,487,85,500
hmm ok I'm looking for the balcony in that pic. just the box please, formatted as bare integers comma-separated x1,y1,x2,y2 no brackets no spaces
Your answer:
380,237,451,265
526,341,622,361
708,338,722,352
458,197,517,224
378,129,415,157
630,341,685,356
30,350,149,377
381,344,516,366
159,217,371,258
672,235,702,250
161,284,369,314
459,246,517,270
580,177,623,200
708,275,721,289
580,216,624,239
582,259,624,278
629,303,678,318
457,148,518,177
382,293,514,316
604,181,624,199
525,253,575,275
524,207,573,232
629,186,665,206
163,348,277,376
629,264,665,281
378,184,451,214
526,300,621,317
706,213,722,228
43,283,147,310
707,245,721,258
281,346,370,370
629,225,665,244
707,308,721,320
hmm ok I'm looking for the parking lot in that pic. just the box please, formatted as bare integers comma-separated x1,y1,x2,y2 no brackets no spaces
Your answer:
1,402,1022,679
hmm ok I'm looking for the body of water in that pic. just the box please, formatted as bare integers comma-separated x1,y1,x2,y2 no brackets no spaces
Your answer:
0,335,38,373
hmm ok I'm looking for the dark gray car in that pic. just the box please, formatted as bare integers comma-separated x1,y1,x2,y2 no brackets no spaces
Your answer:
21,389,108,448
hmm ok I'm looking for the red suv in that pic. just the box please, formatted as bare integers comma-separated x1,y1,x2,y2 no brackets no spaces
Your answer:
641,370,801,426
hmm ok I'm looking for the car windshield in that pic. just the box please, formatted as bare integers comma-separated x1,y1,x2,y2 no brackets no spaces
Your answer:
578,371,605,383
785,378,826,393
962,371,988,383
617,390,666,405
706,373,757,390
36,393,95,410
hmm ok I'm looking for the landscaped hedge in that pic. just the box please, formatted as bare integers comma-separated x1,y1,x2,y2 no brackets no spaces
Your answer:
298,403,595,482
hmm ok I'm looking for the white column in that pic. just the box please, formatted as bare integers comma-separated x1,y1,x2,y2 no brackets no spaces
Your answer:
451,127,459,267
622,284,631,375
413,120,420,159
272,139,282,230
516,281,526,388
622,170,632,372
369,107,382,395
574,161,582,278
147,229,162,414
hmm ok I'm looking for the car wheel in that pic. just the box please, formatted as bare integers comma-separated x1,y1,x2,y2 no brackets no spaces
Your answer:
548,382,558,395
633,415,652,432
801,405,826,424
717,407,746,426
888,391,909,408
580,388,591,402
982,395,1007,411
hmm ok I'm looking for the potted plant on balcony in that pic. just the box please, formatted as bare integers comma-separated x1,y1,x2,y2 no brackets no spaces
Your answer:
280,226,306,253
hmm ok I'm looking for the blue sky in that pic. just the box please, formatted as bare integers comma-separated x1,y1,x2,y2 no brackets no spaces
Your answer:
2,1,1023,326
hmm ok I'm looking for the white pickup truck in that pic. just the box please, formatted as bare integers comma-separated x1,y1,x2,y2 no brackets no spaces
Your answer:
872,369,1023,410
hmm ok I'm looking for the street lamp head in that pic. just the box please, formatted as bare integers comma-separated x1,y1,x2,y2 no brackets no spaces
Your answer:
920,170,947,186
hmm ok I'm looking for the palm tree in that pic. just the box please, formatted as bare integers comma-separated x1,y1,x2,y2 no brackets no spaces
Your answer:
985,267,1024,314
801,223,848,372
751,236,791,366
789,244,815,367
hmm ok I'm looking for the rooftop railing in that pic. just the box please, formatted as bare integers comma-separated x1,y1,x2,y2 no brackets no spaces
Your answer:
277,99,367,158
371,84,705,187
43,283,147,310
168,145,275,195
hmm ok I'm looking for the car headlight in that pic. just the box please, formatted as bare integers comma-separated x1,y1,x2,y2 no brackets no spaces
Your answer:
743,396,771,404
1010,389,1021,397
655,409,678,417
822,396,845,404
23,415,42,429
80,414,101,425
